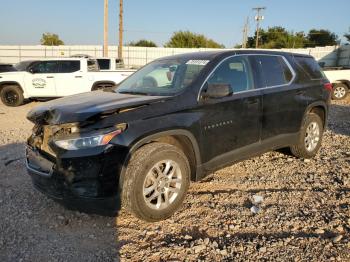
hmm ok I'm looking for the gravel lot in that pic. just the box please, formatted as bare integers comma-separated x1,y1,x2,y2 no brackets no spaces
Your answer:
0,98,349,261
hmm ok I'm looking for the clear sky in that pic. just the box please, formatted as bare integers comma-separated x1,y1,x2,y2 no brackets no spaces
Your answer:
0,0,349,47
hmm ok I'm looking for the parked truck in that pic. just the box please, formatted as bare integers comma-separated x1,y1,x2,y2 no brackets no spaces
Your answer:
323,67,350,100
0,58,135,106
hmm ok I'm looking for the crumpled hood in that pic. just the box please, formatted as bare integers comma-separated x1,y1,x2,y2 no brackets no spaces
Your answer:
27,91,168,125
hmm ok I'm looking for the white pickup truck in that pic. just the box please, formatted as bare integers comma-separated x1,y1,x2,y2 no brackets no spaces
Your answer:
323,67,350,100
0,58,135,106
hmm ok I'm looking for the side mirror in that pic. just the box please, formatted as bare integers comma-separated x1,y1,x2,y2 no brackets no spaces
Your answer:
28,68,35,74
202,83,232,99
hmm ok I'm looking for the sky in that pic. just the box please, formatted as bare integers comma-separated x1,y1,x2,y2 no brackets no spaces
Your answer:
0,0,349,47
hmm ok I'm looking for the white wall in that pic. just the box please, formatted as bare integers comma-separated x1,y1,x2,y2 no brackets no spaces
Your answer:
0,45,349,68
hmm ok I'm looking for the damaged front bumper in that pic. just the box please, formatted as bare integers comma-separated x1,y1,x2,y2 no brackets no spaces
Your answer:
25,144,126,216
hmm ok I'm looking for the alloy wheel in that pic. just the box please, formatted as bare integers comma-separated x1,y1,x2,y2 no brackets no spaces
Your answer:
304,121,320,152
143,160,182,210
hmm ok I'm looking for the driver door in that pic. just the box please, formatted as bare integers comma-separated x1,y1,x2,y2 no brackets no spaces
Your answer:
25,61,58,97
199,55,262,165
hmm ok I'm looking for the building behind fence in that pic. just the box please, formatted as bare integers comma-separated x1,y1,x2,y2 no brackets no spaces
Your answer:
0,45,350,68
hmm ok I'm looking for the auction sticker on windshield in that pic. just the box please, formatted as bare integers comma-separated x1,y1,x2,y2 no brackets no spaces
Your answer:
186,60,210,66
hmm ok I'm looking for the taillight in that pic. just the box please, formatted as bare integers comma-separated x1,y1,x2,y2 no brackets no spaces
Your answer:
324,82,333,91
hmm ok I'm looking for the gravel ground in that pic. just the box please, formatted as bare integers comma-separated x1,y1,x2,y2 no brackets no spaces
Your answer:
0,98,349,261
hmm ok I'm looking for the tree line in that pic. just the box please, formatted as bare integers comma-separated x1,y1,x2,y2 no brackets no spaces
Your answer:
41,27,348,48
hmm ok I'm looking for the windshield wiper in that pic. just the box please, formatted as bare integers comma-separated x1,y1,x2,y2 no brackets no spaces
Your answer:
118,91,150,96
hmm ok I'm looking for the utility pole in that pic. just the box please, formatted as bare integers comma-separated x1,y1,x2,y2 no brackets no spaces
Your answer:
253,7,266,48
242,17,249,48
118,0,123,59
103,0,109,57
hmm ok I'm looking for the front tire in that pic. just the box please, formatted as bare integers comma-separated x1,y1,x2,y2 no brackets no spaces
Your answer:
122,143,190,222
290,113,323,159
332,83,348,100
0,85,24,107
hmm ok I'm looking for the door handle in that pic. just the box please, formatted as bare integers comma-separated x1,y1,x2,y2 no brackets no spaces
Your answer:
246,98,259,105
75,76,83,78
296,90,305,95
46,76,54,79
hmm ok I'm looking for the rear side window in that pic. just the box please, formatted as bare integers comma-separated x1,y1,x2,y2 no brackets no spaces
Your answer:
58,61,80,73
88,59,99,72
294,56,324,79
256,55,294,87
97,59,110,70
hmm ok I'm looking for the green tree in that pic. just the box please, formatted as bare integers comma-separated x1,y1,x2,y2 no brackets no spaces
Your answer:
247,26,306,49
40,33,64,46
306,29,338,47
128,39,157,47
344,34,350,43
165,31,224,48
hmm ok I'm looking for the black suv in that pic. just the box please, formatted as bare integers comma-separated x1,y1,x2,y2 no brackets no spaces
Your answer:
26,50,330,221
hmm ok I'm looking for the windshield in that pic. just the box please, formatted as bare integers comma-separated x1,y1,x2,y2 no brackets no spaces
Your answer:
14,61,34,71
116,58,209,96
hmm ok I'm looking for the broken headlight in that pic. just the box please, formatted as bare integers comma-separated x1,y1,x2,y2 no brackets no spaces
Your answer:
54,129,123,150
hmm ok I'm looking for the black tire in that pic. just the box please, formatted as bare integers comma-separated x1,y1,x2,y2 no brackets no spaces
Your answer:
290,113,323,159
0,85,24,107
122,142,190,222
331,83,348,100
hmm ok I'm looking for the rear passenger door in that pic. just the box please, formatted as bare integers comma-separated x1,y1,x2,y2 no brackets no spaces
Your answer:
55,60,87,96
199,55,262,164
253,55,306,141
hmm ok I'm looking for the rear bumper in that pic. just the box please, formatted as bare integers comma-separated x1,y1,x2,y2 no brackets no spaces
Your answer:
25,146,125,216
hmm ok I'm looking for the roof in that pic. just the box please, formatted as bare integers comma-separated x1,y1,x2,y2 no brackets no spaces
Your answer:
155,49,312,61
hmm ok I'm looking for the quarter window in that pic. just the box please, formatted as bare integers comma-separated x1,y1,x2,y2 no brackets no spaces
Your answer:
257,56,293,87
58,61,80,73
294,56,324,79
207,56,254,93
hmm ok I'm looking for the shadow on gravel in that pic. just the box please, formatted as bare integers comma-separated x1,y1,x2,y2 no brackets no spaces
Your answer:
328,104,350,136
0,142,119,261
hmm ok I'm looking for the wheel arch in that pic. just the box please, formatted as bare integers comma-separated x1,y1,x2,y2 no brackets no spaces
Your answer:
0,81,24,94
304,101,328,129
121,130,202,182
333,80,350,89
91,80,117,91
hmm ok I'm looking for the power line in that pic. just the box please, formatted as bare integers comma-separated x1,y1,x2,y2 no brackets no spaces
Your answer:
253,7,266,48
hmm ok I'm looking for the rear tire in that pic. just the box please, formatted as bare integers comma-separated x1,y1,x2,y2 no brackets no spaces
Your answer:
331,83,348,100
121,143,190,222
290,113,323,159
0,85,24,107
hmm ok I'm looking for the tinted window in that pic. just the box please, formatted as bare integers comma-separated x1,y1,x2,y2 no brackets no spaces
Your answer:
207,56,254,92
294,56,324,79
97,59,110,70
0,65,16,72
58,61,80,73
30,61,58,74
257,56,293,87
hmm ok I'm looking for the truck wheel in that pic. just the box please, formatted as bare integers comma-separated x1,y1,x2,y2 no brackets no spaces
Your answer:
122,143,190,222
332,83,348,100
0,85,24,107
290,113,323,159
